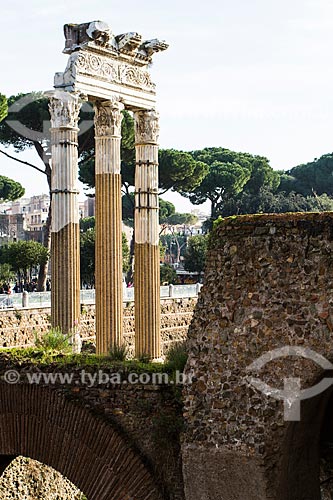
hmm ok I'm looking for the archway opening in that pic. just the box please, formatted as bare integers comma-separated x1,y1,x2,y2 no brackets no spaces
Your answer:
0,383,164,500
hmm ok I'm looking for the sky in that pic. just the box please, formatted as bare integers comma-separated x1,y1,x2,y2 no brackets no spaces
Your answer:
1,0,333,213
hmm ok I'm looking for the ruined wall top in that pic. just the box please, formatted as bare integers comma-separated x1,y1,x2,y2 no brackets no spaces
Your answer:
63,21,168,63
54,20,168,110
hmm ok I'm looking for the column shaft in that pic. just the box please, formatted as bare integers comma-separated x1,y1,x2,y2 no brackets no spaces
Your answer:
48,92,81,334
94,99,124,355
134,110,161,359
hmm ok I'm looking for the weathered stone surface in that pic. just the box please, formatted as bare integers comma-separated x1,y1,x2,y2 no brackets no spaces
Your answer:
183,212,333,500
0,456,85,499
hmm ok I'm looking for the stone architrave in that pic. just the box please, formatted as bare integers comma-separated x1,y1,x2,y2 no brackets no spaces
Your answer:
134,109,161,359
47,90,82,334
94,97,124,354
55,21,168,110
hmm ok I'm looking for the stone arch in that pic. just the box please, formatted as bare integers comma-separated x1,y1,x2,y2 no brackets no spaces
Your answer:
0,383,164,500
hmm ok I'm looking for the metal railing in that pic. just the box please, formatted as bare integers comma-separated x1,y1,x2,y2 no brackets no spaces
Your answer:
0,284,203,310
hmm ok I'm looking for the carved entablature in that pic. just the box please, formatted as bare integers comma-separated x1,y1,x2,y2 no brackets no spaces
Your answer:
54,20,168,111
72,52,155,91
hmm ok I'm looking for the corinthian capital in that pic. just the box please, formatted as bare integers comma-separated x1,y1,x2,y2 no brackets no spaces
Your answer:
134,109,159,145
94,98,124,137
47,90,82,129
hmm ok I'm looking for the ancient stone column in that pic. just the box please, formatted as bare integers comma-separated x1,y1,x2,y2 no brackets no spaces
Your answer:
134,110,161,359
94,98,124,355
48,91,82,334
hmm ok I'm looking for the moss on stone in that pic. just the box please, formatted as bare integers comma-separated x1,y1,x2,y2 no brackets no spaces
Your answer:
0,348,167,373
213,211,333,230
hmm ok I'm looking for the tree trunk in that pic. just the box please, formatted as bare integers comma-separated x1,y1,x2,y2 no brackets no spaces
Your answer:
0,146,53,291
176,238,181,264
211,199,216,219
37,167,52,291
126,228,135,284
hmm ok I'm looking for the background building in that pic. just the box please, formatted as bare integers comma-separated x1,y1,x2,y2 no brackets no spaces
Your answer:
0,194,94,243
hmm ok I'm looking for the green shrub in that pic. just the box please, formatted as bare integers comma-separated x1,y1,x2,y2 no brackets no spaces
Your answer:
109,343,128,361
34,328,72,356
160,263,178,285
165,342,188,372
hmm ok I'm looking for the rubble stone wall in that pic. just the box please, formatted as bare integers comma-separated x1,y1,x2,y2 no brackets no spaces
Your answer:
183,212,333,500
0,298,196,354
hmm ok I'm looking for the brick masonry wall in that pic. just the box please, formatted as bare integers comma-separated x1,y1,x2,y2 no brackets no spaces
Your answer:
0,359,184,500
0,299,194,499
0,298,196,354
182,212,333,500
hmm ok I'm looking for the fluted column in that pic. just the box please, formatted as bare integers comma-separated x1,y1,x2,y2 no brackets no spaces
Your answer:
134,110,161,359
48,91,82,334
94,98,124,355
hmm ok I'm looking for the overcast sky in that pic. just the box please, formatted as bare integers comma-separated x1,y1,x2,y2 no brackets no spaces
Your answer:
1,0,333,213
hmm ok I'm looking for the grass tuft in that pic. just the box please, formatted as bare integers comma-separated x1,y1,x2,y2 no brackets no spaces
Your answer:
109,343,128,361
34,327,72,359
165,342,188,373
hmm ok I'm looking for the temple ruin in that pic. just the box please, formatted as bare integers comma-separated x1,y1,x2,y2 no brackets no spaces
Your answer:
47,20,168,357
